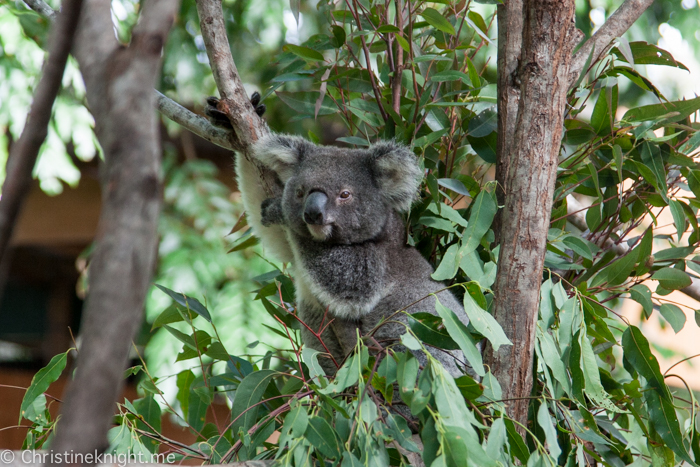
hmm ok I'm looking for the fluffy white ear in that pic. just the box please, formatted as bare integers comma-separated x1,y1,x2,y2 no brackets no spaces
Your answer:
252,134,314,182
370,141,423,212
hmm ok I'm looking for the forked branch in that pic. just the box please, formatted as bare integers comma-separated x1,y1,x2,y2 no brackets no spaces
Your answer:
570,0,656,85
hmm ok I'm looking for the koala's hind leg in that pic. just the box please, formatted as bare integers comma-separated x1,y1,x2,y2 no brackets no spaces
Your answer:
260,197,285,226
297,305,359,377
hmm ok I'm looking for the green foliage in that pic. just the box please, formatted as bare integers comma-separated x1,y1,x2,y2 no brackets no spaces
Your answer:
0,4,95,193
11,0,700,465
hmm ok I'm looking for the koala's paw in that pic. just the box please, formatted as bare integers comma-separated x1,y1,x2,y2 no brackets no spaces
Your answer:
205,92,265,129
250,91,266,117
261,197,284,227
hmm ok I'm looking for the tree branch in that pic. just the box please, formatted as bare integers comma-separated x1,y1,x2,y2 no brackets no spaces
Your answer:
0,0,83,265
23,0,56,20
194,0,285,204
566,196,700,303
194,0,268,148
569,0,656,85
154,91,236,150
21,0,236,157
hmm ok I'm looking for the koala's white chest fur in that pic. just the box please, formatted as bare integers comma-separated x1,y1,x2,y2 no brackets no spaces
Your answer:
287,233,392,320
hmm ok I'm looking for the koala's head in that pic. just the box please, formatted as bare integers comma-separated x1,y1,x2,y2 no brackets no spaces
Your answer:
253,134,422,243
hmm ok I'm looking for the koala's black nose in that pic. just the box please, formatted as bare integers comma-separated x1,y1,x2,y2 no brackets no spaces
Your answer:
303,191,328,225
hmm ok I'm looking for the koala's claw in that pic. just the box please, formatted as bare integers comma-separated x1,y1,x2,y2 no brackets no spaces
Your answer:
205,98,233,129
250,91,267,117
205,96,219,107
205,93,266,129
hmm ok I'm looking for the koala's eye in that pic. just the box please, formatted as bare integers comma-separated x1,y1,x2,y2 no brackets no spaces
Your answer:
296,188,304,199
339,191,352,200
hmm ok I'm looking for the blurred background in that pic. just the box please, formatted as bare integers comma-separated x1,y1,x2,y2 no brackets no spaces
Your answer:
0,0,699,450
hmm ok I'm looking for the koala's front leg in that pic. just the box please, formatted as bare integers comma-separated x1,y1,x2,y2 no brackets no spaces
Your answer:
261,197,285,226
205,92,266,129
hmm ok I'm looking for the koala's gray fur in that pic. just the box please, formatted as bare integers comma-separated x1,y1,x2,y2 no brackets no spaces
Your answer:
238,134,472,377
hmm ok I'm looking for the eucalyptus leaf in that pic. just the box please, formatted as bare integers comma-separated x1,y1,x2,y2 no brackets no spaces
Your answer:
434,297,484,376
306,416,341,459
537,403,562,460
155,284,212,322
659,303,686,333
20,350,69,422
622,326,671,401
459,189,497,256
284,44,325,61
623,96,700,124
462,286,511,351
651,267,692,290
645,390,700,466
630,284,653,318
421,8,455,36
231,370,277,437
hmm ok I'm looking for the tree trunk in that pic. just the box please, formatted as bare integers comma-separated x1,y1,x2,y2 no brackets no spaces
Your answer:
494,0,523,235
486,0,580,427
47,0,179,458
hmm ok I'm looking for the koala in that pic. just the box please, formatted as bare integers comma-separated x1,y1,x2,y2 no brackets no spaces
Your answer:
242,134,474,378
204,97,473,378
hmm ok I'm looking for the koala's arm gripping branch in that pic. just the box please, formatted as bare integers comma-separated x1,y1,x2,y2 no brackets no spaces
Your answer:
155,91,237,150
195,0,296,265
194,0,281,192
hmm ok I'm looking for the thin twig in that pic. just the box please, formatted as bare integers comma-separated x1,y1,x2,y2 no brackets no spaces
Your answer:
0,384,63,403
344,0,388,122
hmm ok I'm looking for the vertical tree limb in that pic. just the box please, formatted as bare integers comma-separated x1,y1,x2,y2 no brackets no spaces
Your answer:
195,0,268,147
493,0,523,243
391,0,404,114
0,0,83,269
486,0,580,426
194,0,279,198
489,0,657,425
46,0,180,457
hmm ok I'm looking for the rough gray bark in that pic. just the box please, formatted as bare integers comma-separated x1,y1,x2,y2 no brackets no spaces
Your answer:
44,0,180,458
23,0,57,20
487,0,580,426
155,90,234,150
0,0,82,270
